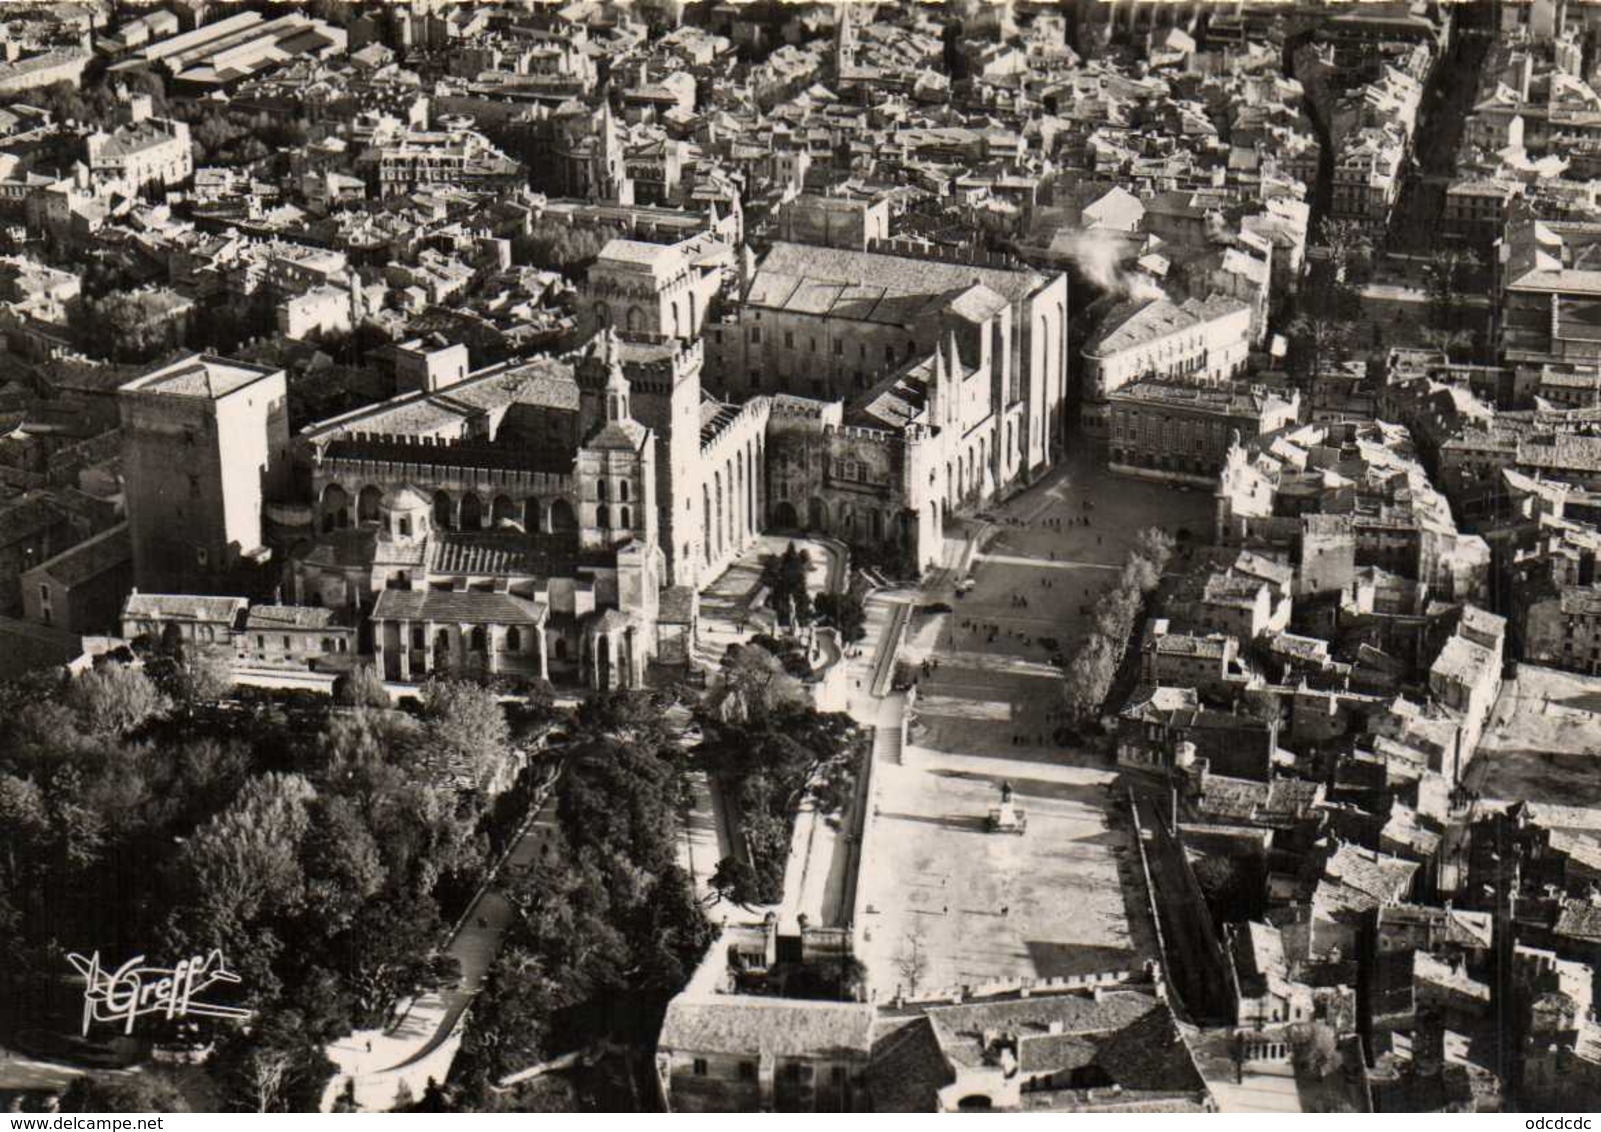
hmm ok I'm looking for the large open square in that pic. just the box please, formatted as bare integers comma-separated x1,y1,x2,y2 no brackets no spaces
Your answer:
854,451,1213,996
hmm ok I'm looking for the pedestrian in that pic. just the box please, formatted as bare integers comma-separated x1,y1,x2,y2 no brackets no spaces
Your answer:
1002,905,1010,916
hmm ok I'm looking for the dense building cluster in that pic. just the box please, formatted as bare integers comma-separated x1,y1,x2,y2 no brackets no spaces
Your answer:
7,0,1601,1118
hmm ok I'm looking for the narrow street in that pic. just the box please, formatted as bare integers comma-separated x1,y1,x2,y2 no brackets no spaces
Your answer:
1384,29,1492,254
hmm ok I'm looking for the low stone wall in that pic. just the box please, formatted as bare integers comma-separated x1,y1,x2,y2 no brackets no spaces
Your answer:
893,968,1138,1008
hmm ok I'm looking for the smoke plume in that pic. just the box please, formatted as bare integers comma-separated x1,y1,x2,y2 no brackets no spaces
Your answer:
1058,225,1167,304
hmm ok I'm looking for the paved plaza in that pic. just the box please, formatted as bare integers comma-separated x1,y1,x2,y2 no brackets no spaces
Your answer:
855,452,1214,998
1465,664,1601,823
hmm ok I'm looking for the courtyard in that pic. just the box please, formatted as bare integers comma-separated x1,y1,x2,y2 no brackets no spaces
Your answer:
853,449,1215,997
1464,663,1601,824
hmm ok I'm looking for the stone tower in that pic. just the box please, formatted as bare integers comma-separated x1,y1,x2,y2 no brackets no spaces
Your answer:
119,354,290,596
835,3,857,76
576,330,658,555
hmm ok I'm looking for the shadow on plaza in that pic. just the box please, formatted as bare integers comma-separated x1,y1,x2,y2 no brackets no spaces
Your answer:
1024,940,1142,979
876,810,993,834
908,714,1116,768
929,767,1110,808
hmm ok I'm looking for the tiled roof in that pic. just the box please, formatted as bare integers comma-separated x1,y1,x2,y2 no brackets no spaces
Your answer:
659,997,876,1058
26,523,129,587
851,352,938,431
431,533,540,577
245,604,340,631
1233,920,1286,984
1430,635,1496,686
370,588,546,626
925,991,1156,1069
1555,898,1601,943
1153,632,1229,659
866,1016,951,1113
588,417,650,452
755,241,1048,308
123,354,277,400
944,281,1010,324
1380,904,1493,949
123,593,248,624
1314,843,1419,917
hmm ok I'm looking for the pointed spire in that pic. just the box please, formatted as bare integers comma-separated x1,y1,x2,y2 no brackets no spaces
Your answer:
603,328,631,422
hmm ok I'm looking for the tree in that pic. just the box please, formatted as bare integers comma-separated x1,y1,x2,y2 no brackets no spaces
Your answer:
1238,689,1281,727
714,643,805,724
1420,324,1472,362
168,772,316,951
454,944,561,1097
1289,1020,1341,1079
1062,634,1117,724
66,663,168,736
709,855,759,903
511,221,610,277
1287,309,1356,387
210,1009,334,1113
1317,218,1374,287
420,679,512,793
895,931,929,996
121,68,168,113
333,663,391,709
814,591,867,643
68,292,186,363
44,764,107,873
1192,854,1263,923
558,739,678,874
61,1070,191,1113
574,690,669,750
628,864,714,997
762,543,814,627
300,795,387,935
173,652,234,705
1133,527,1175,575
1424,246,1479,335
335,896,444,1026
1118,555,1159,600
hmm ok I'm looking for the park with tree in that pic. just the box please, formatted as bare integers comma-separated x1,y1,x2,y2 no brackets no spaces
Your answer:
446,690,714,1111
0,653,559,1112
